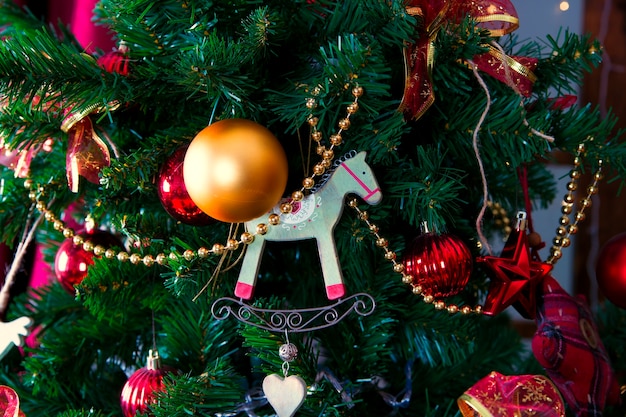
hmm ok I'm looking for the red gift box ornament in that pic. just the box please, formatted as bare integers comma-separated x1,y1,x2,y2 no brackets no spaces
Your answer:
532,276,621,416
400,0,537,120
457,371,565,417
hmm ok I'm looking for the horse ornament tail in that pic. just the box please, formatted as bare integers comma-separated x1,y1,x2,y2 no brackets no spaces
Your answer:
234,150,382,301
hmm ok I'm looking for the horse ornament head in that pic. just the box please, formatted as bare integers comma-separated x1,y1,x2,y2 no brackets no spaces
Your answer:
316,150,382,206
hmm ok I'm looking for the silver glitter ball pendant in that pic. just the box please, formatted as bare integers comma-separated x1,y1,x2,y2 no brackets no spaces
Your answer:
279,343,298,362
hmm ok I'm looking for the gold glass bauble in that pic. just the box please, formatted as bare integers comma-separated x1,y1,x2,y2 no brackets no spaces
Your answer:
183,119,288,223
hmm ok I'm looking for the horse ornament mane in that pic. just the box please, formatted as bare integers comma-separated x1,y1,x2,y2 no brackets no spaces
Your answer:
211,150,381,333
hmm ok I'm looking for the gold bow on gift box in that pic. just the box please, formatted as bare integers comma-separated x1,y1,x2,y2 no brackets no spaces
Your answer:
400,0,538,120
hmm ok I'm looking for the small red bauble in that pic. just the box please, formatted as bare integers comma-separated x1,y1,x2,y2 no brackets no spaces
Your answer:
120,350,176,417
54,228,121,294
157,145,214,226
97,45,130,76
402,231,473,298
596,232,626,309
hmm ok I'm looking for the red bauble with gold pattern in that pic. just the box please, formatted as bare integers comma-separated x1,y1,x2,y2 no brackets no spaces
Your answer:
54,228,122,294
402,230,473,298
157,145,215,226
596,231,626,309
120,350,177,417
97,44,130,76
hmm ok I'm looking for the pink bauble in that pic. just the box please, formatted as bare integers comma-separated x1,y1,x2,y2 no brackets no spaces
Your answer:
54,229,121,294
157,145,214,226
596,232,626,309
120,350,176,417
402,232,473,298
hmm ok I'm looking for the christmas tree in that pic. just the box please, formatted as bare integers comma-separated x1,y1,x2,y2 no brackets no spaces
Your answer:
1,1,625,416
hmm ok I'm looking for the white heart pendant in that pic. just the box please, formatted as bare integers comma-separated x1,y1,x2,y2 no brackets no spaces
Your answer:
262,373,307,417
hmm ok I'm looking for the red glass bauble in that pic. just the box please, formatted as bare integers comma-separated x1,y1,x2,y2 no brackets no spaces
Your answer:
402,232,473,298
157,145,214,226
596,232,626,309
97,46,130,76
120,350,176,417
54,228,122,294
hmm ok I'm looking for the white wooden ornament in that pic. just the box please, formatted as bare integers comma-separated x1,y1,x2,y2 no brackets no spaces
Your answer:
0,316,33,361
262,373,307,417
235,151,382,300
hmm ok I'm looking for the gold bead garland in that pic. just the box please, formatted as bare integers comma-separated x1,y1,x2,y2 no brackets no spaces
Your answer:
26,91,602,316
26,85,365,270
546,143,603,265
487,201,512,238
26,85,481,314
347,199,484,315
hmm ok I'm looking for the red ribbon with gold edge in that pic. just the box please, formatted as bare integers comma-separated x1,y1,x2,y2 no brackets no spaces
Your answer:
400,0,537,120
0,94,52,179
0,386,25,417
0,140,35,179
61,101,119,193
457,372,565,417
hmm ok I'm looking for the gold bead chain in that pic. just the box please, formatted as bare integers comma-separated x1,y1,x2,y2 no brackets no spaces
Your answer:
487,201,512,238
27,85,364,269
26,82,481,315
546,143,603,265
347,199,484,316
23,90,601,316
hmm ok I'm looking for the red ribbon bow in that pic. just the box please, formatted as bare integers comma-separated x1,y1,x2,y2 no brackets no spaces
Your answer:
0,386,25,417
1,95,55,178
400,0,538,120
61,113,110,193
457,371,565,417
61,100,121,193
1,48,125,191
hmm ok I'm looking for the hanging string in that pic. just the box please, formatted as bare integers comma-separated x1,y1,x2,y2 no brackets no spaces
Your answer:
518,165,534,231
518,164,546,262
297,127,312,178
151,307,157,352
0,202,48,318
282,330,291,378
468,60,493,256
192,223,243,302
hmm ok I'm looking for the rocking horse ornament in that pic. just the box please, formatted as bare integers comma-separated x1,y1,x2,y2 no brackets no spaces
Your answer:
234,150,382,300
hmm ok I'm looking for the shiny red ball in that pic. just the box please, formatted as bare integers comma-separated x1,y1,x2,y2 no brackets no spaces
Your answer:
54,229,121,294
402,232,473,298
157,145,214,226
97,48,130,76
120,353,175,417
596,232,626,309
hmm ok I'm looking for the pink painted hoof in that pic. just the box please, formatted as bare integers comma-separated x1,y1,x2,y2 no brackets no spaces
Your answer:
234,282,255,299
326,283,345,300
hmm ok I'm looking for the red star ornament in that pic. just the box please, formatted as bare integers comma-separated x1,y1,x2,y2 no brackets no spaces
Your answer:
477,215,552,318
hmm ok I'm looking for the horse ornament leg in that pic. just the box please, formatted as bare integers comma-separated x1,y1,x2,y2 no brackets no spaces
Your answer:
234,231,267,299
